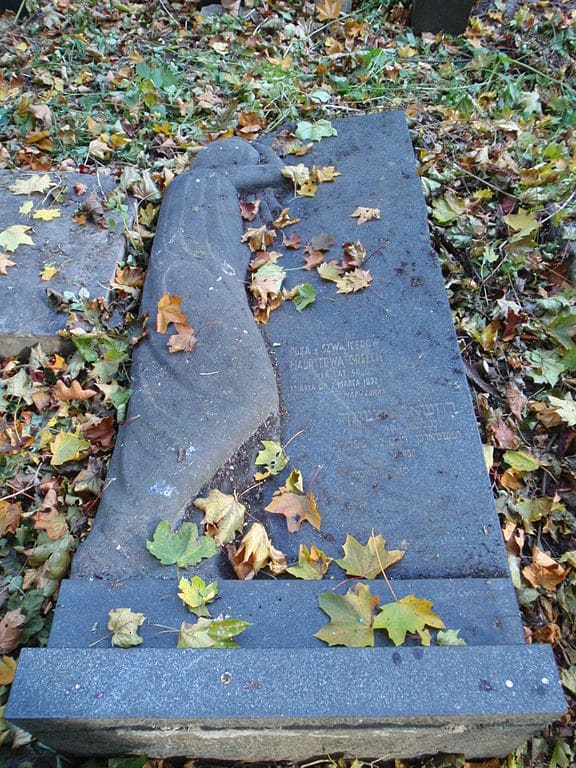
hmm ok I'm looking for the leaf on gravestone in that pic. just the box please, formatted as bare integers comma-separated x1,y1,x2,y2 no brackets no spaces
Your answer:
522,547,567,591
50,431,91,466
283,232,302,249
54,379,98,401
303,248,324,270
273,208,301,228
108,607,145,648
315,583,379,647
0,253,16,275
436,629,467,646
373,595,445,646
146,521,217,567
335,268,372,294
287,544,333,580
315,165,341,183
0,225,35,253
156,292,188,334
503,449,542,473
0,609,26,654
351,206,381,224
194,489,245,546
254,440,288,480
341,240,366,269
239,199,260,221
265,485,321,533
167,323,197,354
177,615,251,649
9,174,52,195
0,501,23,537
548,393,576,427
79,191,109,228
227,522,287,580
32,208,61,221
295,119,338,142
317,260,343,283
250,263,286,311
336,533,405,579
178,575,218,617
309,233,335,252
19,200,34,216
0,655,17,685
281,163,311,189
40,263,60,281
241,225,276,253
288,283,316,312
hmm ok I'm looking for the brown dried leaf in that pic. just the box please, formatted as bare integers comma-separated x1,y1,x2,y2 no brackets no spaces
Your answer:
54,379,98,402
34,508,68,540
227,522,287,580
0,252,16,275
156,292,188,334
241,225,276,253
341,240,367,269
265,490,321,533
167,323,197,354
489,416,520,449
239,199,260,221
351,206,381,224
0,609,26,654
522,547,568,591
316,0,341,21
273,208,301,229
0,501,23,537
506,383,527,420
303,248,324,270
335,268,372,294
80,191,108,228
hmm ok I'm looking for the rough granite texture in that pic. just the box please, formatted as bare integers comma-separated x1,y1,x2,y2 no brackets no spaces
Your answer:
0,170,128,357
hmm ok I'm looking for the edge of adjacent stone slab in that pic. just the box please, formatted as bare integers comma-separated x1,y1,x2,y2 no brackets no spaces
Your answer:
7,645,565,760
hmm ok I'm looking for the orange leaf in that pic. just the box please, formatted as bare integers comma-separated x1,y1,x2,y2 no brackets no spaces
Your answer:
316,0,341,21
34,508,68,540
156,292,188,333
522,547,568,591
54,379,98,401
265,490,321,533
167,323,197,354
0,500,23,537
0,655,17,685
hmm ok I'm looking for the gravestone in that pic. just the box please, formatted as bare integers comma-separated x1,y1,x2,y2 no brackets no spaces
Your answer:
7,112,564,760
0,171,129,357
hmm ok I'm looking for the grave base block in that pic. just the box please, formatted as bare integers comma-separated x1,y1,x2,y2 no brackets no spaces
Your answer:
8,645,564,759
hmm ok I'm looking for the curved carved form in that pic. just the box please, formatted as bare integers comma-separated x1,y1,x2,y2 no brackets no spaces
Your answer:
72,140,283,578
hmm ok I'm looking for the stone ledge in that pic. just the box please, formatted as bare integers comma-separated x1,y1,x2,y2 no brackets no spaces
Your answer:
7,645,564,759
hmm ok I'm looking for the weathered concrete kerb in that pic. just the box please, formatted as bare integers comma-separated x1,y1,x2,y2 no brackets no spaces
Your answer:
6,112,565,760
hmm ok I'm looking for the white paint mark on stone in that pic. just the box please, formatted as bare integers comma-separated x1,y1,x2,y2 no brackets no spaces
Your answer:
505,680,514,688
149,480,175,497
220,261,236,276
541,677,549,685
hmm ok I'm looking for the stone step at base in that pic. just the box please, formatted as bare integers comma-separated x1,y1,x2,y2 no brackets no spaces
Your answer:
48,577,525,649
7,645,564,759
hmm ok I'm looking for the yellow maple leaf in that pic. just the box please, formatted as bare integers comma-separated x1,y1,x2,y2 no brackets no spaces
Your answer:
40,263,60,281
156,292,188,333
33,208,61,222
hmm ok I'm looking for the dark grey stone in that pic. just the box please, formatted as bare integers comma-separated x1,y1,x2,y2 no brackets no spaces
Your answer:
411,0,474,35
7,645,565,759
0,171,128,357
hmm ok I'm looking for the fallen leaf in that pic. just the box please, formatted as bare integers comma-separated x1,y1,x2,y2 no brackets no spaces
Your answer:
241,225,276,252
436,629,467,646
303,248,324,270
167,323,197,353
40,263,60,281
287,544,333,580
0,253,16,275
34,508,68,540
335,267,372,294
50,431,91,466
503,450,542,472
108,607,145,648
548,393,576,427
32,208,61,221
54,379,98,401
0,225,34,253
315,583,379,647
336,533,405,579
288,283,316,312
254,440,288,480
0,501,23,537
0,609,26,654
309,233,335,252
506,383,527,420
315,165,341,183
522,547,568,591
341,240,366,269
488,416,519,449
8,174,52,195
282,232,302,249
273,208,300,228
156,292,188,333
178,575,218,617
295,119,337,142
194,489,245,546
177,615,251,649
0,655,17,685
317,261,342,282
351,206,381,224
239,199,260,221
19,200,33,216
373,594,445,646
146,521,217,568
265,489,320,533
80,191,108,228
227,522,287,580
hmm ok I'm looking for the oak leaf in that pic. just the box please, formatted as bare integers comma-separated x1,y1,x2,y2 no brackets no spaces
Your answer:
336,533,405,579
351,206,381,224
146,521,217,567
0,609,26,654
54,379,98,401
108,607,145,648
167,323,197,354
156,292,188,333
315,583,379,647
0,225,34,253
335,267,372,294
227,522,287,580
178,575,218,617
287,544,333,580
194,489,245,546
373,595,445,646
177,615,251,649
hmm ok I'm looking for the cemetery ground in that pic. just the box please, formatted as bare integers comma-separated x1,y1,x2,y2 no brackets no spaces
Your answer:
0,0,574,766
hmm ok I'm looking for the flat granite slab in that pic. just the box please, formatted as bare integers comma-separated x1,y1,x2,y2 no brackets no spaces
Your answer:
7,111,565,759
0,170,128,357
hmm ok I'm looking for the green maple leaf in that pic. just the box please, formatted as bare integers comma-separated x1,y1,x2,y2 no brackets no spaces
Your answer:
146,521,217,567
0,225,35,253
287,544,333,580
254,440,288,479
295,119,337,142
314,583,379,647
177,615,252,648
373,594,445,646
194,489,245,546
108,607,145,648
503,449,542,472
292,283,316,312
178,575,218,617
50,431,91,466
336,533,405,579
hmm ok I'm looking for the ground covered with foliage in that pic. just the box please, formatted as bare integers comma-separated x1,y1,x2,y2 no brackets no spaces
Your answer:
0,0,575,766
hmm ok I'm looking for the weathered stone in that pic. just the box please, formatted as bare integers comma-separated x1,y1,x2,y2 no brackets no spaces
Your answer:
411,0,474,35
7,112,565,759
0,171,128,357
